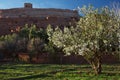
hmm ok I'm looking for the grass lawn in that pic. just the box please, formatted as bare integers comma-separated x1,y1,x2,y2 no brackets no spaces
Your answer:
0,63,120,80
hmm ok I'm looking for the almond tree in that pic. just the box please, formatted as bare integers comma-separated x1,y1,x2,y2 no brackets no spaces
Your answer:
111,1,120,61
47,6,120,75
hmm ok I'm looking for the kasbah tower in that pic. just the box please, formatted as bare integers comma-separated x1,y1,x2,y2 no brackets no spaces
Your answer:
0,3,80,35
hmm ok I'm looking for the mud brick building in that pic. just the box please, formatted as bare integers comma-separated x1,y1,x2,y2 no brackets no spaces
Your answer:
0,3,79,35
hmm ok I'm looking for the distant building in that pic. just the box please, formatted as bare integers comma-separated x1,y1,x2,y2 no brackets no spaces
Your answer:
0,3,80,35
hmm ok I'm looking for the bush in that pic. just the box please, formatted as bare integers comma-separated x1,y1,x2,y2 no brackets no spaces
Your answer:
0,34,18,60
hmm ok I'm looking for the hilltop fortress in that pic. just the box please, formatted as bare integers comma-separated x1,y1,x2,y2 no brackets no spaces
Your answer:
0,3,79,35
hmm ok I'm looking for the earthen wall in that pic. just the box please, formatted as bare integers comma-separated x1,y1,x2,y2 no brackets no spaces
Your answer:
0,7,79,35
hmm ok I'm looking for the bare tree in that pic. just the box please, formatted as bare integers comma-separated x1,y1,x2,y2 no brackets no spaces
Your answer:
112,2,120,17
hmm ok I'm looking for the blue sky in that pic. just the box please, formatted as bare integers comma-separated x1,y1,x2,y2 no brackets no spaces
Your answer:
0,0,119,9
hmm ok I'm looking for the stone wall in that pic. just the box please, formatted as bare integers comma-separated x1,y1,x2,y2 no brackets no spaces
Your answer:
17,53,119,64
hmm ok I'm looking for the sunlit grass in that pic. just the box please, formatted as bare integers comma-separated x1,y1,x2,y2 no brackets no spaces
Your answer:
0,63,119,80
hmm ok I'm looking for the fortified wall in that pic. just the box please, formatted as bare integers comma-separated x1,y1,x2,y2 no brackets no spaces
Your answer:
0,3,79,35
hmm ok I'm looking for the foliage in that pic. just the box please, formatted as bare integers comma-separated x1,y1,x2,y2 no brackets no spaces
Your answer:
18,24,29,38
0,24,50,61
18,24,48,53
111,1,120,61
0,33,18,53
15,38,28,52
0,33,18,59
47,5,120,74
44,41,55,54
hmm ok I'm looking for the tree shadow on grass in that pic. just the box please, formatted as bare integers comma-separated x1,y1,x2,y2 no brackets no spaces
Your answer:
8,68,78,80
7,68,120,80
101,72,120,76
9,73,52,80
0,64,51,71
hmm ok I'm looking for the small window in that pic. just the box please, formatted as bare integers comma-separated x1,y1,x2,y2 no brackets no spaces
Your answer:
46,17,49,20
15,21,18,24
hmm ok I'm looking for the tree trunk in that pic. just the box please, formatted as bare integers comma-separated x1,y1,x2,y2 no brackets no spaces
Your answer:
91,57,102,75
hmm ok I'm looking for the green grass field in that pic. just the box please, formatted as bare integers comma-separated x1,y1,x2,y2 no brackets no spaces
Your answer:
0,63,120,80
